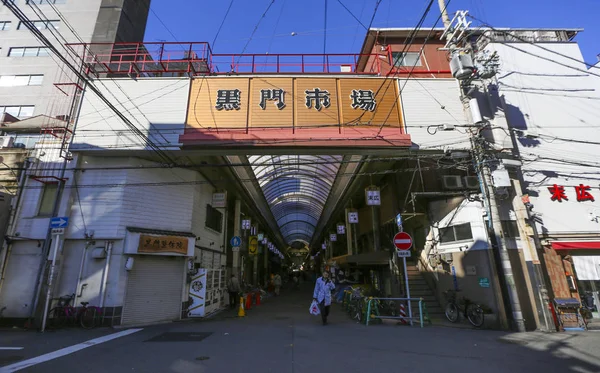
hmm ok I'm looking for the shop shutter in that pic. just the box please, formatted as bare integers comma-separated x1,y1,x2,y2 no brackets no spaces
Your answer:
122,256,184,326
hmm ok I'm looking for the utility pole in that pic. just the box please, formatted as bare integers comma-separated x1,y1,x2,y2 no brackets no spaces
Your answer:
438,1,525,331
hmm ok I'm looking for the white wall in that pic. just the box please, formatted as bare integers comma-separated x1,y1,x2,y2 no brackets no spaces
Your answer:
399,79,471,151
73,78,190,150
0,0,103,117
429,199,490,254
487,42,600,236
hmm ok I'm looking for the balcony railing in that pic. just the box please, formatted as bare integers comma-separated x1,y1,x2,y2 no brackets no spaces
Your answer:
64,42,383,77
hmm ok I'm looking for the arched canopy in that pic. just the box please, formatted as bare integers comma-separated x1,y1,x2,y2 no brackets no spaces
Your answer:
249,155,342,244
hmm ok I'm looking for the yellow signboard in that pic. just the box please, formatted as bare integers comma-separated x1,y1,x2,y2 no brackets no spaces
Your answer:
248,236,258,255
139,235,188,255
186,77,402,130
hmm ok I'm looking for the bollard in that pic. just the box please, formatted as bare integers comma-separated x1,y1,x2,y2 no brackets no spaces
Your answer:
399,303,408,324
255,291,261,306
238,297,245,317
245,293,252,310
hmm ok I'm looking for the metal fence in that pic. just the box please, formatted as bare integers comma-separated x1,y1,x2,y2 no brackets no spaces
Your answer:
366,297,428,328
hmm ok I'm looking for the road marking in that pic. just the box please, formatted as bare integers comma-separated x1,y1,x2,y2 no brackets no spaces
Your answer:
0,328,143,372
0,348,23,350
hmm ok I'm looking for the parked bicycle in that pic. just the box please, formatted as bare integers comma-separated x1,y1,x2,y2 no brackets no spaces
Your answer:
443,289,484,327
49,293,102,329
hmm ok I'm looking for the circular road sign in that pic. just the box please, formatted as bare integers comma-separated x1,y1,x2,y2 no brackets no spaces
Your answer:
393,232,413,251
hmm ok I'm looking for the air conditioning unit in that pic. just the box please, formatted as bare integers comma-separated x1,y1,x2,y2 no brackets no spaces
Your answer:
443,175,463,190
463,176,480,190
0,136,14,149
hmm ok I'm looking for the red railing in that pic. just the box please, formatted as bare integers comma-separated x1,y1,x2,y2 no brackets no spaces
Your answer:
64,42,384,76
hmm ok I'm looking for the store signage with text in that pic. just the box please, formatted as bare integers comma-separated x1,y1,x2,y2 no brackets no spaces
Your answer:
186,77,403,130
549,184,595,202
139,235,188,255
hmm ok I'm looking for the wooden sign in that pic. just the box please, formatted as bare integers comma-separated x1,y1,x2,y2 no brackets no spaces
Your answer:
139,235,188,255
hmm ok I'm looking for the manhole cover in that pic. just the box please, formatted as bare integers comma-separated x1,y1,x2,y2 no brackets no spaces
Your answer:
196,356,210,361
145,332,213,342
0,356,24,365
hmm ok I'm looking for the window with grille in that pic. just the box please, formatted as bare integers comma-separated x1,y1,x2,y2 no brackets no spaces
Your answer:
439,223,473,244
205,204,223,233
391,52,422,67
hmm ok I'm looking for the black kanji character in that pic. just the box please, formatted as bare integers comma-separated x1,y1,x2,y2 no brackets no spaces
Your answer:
305,88,331,111
259,89,286,110
215,89,241,110
350,89,377,111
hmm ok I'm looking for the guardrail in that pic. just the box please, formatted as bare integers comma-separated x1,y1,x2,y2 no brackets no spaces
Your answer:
366,297,427,328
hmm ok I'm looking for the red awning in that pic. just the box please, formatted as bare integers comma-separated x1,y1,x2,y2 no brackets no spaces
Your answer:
551,241,600,250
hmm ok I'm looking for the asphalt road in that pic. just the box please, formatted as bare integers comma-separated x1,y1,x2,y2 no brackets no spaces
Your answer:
1,284,599,373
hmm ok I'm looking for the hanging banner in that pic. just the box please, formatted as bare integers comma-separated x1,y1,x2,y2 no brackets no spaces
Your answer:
330,234,337,242
348,211,359,224
365,186,381,206
337,224,346,234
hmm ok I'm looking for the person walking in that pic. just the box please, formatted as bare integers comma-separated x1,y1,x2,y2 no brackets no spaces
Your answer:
313,271,336,325
227,274,241,309
274,273,282,296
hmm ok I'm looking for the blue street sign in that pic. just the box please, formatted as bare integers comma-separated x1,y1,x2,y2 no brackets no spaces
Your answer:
49,217,69,229
396,214,403,229
230,236,241,247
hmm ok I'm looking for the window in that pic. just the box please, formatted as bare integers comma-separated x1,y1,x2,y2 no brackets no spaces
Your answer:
18,20,60,30
501,220,520,239
38,183,58,216
0,105,35,118
0,21,10,31
8,47,50,57
205,204,223,233
391,52,422,67
439,223,473,244
26,0,67,4
0,74,44,86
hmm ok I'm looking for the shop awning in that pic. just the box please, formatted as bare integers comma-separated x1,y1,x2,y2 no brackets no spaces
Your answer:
551,241,600,250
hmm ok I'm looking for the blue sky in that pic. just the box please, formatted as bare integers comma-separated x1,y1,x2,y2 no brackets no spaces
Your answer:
145,0,599,65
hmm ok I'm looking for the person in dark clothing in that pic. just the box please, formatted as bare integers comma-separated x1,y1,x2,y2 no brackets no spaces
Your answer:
227,274,241,309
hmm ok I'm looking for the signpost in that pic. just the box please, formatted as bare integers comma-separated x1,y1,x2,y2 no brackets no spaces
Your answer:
41,217,70,332
393,231,413,326
230,236,241,248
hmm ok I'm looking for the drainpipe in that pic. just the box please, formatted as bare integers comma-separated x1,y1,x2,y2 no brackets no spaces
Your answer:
98,241,113,309
0,158,30,297
73,240,94,306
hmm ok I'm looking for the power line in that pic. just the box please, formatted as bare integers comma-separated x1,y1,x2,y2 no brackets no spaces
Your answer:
212,0,235,49
336,0,368,30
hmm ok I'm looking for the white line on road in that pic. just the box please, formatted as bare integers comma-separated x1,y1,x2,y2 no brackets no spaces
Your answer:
0,348,23,351
0,328,143,372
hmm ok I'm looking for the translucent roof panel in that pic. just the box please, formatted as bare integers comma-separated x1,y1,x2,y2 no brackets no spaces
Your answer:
249,155,342,245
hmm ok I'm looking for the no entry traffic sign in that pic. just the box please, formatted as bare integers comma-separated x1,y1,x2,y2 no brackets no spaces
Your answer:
393,232,412,257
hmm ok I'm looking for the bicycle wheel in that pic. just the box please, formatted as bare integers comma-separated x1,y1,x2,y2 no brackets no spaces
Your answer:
445,302,459,323
50,307,67,328
466,304,485,327
80,307,97,329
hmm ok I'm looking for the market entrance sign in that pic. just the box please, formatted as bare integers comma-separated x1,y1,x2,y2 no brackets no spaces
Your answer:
186,77,403,130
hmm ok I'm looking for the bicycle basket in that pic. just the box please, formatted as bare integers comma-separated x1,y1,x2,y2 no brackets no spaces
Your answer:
58,295,73,307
